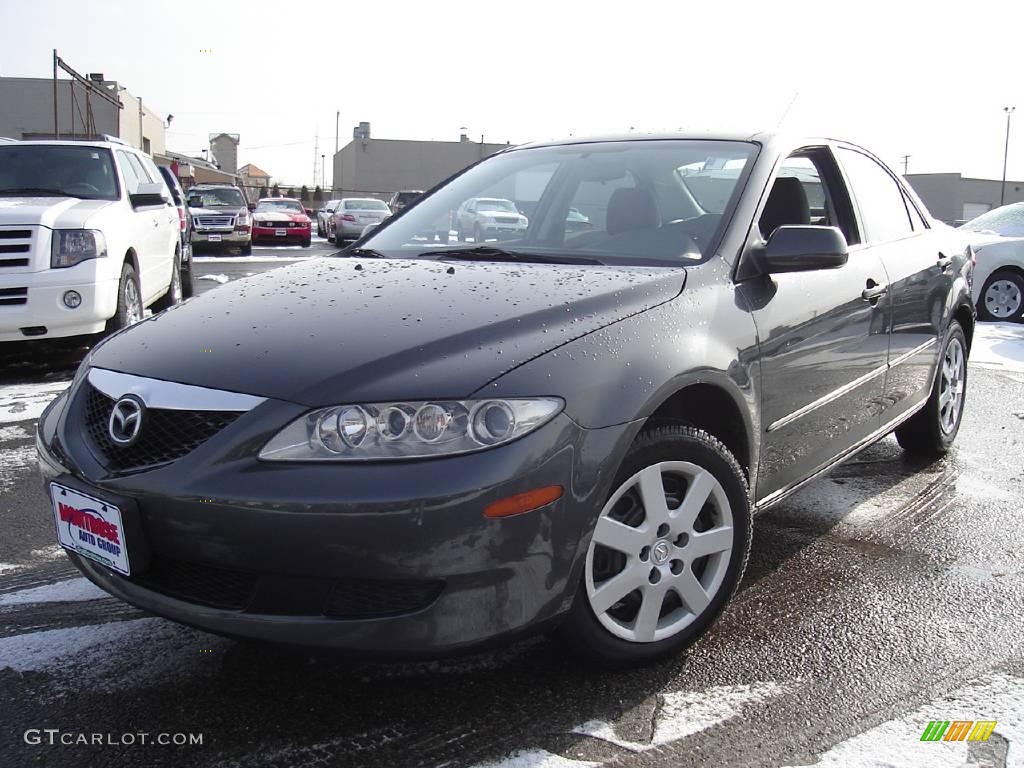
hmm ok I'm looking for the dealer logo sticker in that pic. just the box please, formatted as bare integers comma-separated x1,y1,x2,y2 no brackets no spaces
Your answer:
50,484,130,575
920,720,997,742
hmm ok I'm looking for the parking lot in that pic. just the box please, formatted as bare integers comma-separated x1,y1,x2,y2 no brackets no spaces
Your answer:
1,240,1023,766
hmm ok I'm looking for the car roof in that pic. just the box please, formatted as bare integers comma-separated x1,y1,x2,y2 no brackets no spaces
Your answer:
2,139,138,151
258,197,302,202
506,130,846,153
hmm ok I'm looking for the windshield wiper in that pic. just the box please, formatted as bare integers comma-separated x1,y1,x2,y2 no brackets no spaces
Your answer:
423,246,604,266
344,247,386,258
0,187,70,197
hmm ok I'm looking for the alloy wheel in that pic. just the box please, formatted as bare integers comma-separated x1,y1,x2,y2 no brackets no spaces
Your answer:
170,263,182,304
585,461,734,643
124,277,142,326
938,336,965,434
983,279,1022,319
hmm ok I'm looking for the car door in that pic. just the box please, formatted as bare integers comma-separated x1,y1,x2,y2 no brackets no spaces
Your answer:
742,147,891,504
836,146,953,426
140,153,179,289
115,150,161,301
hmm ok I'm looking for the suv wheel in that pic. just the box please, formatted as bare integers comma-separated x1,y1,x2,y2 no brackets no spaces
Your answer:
978,269,1024,322
895,321,968,457
152,253,183,312
317,221,324,238
241,242,252,256
558,425,751,665
181,253,195,299
106,262,143,333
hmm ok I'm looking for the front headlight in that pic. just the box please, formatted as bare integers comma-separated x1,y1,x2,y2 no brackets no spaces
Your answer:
51,230,107,269
259,398,563,461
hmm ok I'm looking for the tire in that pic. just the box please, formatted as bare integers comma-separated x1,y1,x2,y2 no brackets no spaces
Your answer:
473,224,483,243
977,269,1024,322
317,221,324,238
333,232,344,246
301,237,311,248
181,257,195,300
895,321,968,457
558,425,752,666
457,223,466,242
105,262,143,333
241,242,252,256
152,253,183,312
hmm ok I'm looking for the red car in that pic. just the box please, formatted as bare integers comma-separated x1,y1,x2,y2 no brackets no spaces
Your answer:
251,198,312,247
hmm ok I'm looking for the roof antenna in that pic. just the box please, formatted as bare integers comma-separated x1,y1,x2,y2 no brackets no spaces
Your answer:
775,91,800,130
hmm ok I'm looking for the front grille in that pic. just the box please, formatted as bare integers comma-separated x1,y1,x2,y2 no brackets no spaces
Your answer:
0,229,32,267
130,557,258,610
0,243,29,253
255,220,300,228
0,229,31,239
82,384,240,473
0,258,29,268
194,215,234,228
493,216,519,224
0,287,27,306
323,578,445,618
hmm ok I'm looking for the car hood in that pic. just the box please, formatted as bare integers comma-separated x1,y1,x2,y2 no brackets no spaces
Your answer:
254,210,307,223
0,197,113,228
90,257,686,406
190,205,245,217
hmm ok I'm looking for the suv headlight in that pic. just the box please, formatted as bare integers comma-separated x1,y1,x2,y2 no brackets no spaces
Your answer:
259,398,562,461
51,230,107,269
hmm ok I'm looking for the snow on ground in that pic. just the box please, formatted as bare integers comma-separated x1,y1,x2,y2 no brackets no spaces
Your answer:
193,255,319,263
0,576,107,607
0,380,67,424
971,322,1024,373
475,682,786,767
787,673,1024,767
0,444,38,494
198,273,230,284
0,424,30,441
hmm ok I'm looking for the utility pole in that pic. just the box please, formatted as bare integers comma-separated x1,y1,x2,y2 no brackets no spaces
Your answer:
321,154,326,190
313,132,319,188
1001,106,1015,206
335,110,339,154
52,49,59,139
901,155,910,175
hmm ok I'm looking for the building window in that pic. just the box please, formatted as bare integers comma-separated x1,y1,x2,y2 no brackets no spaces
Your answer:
962,202,991,221
142,137,151,155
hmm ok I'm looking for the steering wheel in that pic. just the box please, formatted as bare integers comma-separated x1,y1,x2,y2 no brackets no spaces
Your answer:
64,182,101,196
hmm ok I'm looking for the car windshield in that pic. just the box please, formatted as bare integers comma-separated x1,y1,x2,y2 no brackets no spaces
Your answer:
256,199,304,213
363,140,758,265
188,188,245,207
0,145,119,200
396,192,421,205
346,199,389,210
960,203,1024,237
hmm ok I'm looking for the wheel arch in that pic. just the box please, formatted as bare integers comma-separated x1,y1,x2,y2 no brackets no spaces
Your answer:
953,302,975,354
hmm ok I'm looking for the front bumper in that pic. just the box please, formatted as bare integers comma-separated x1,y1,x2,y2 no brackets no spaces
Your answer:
36,387,637,656
252,224,310,242
0,269,118,342
192,230,250,246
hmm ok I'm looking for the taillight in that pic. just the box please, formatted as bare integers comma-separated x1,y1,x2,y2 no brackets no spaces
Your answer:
340,213,357,222
177,206,186,232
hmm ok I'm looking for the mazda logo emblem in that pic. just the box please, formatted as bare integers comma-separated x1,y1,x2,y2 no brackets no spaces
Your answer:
108,396,145,446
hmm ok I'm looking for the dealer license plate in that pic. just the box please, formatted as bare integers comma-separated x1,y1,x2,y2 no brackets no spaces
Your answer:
50,483,130,575
208,234,222,242
275,229,287,236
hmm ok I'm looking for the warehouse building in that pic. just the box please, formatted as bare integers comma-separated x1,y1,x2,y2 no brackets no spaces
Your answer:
331,124,511,199
905,173,1024,225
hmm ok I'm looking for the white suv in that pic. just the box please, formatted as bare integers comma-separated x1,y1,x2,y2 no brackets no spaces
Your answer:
0,138,183,343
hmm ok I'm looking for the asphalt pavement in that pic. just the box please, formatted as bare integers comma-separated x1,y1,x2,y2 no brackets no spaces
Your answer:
1,248,1022,768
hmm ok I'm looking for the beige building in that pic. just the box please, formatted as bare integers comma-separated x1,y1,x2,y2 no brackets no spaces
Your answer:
0,75,165,155
905,172,1024,225
332,135,511,198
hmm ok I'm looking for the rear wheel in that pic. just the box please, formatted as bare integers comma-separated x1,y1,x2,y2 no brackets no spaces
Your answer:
895,321,968,457
106,262,143,333
180,255,195,299
558,425,751,665
317,220,324,238
978,269,1024,322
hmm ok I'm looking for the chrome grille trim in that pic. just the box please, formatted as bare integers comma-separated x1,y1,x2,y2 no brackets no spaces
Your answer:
87,368,265,412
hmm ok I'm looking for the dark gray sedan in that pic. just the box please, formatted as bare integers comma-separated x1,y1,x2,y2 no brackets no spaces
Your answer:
37,132,975,664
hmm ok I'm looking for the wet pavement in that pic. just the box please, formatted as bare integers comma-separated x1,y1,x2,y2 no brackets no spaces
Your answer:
1,252,1022,767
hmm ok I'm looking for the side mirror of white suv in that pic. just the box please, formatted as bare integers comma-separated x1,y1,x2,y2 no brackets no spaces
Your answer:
130,182,168,209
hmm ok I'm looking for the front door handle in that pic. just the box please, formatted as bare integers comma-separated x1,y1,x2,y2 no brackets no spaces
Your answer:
937,252,953,271
862,279,888,302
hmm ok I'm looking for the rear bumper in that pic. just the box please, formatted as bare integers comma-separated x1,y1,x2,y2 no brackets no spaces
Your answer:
37,389,639,656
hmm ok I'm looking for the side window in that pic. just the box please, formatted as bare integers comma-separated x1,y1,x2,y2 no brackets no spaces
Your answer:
901,188,929,231
759,149,858,245
116,150,143,194
838,148,914,243
139,155,162,185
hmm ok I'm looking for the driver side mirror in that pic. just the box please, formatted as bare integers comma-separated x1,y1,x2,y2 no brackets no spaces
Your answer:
130,182,169,208
248,202,256,211
756,225,849,274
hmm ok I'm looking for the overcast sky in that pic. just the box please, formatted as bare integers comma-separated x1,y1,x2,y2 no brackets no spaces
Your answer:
1,0,1021,188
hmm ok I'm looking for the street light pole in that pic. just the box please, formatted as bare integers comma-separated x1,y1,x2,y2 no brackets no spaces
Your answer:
1001,106,1015,206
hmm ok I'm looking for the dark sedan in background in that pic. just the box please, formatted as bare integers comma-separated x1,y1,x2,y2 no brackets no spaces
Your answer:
38,131,974,665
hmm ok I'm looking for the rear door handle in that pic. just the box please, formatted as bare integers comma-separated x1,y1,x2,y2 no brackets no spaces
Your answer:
862,279,888,302
937,252,953,271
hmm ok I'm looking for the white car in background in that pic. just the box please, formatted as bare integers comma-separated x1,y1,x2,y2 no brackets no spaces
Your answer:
454,197,528,242
960,202,1024,322
317,199,343,239
0,138,183,342
331,198,391,244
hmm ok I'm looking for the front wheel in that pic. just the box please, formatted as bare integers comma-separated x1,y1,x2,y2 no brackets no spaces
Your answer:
301,237,311,248
558,425,751,665
977,269,1024,322
241,242,252,256
895,321,968,457
105,262,144,333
